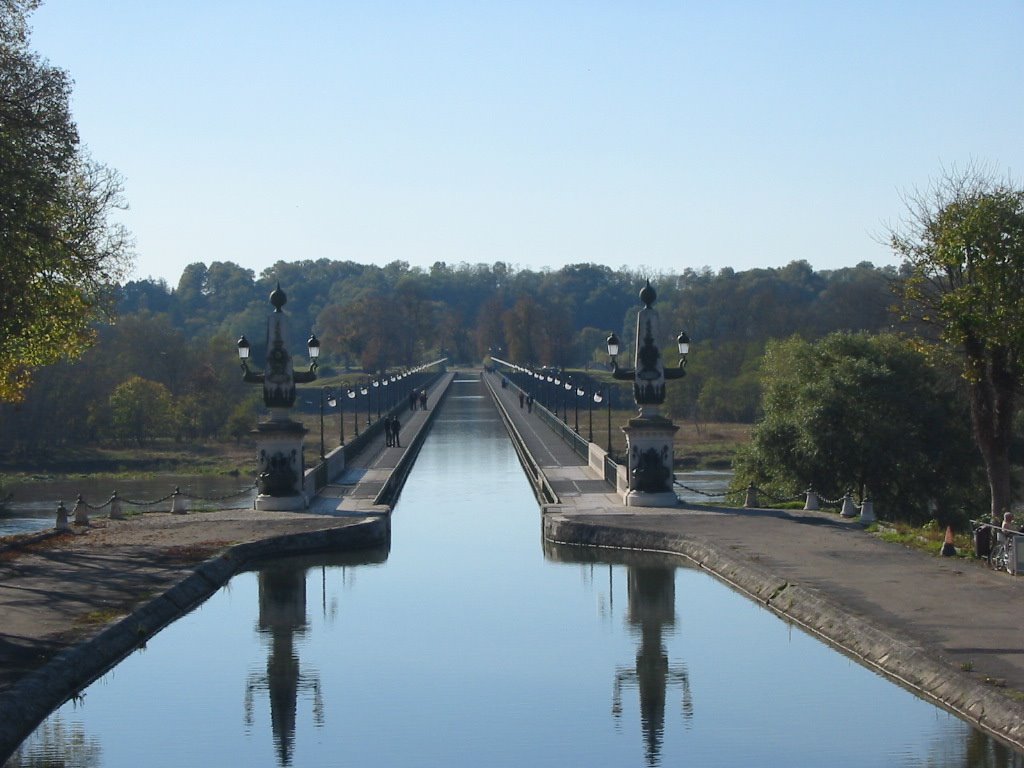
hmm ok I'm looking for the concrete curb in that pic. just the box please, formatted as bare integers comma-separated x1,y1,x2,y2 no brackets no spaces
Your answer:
0,517,388,763
543,513,1024,753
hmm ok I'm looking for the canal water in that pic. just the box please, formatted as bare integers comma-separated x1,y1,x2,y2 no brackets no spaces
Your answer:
5,378,1021,767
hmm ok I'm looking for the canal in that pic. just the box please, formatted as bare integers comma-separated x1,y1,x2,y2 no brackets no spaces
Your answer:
5,378,1021,767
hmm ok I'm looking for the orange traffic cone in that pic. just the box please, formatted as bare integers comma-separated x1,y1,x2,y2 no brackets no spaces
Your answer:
941,525,957,557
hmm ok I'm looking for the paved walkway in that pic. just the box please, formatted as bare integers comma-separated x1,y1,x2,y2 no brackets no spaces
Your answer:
309,371,455,514
484,369,1024,750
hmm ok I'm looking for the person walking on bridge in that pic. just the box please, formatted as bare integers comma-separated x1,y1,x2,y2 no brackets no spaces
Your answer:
391,414,401,447
384,416,394,447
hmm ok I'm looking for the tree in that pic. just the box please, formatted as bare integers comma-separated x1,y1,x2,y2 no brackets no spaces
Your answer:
733,332,981,526
108,376,175,445
0,1,131,402
891,168,1024,521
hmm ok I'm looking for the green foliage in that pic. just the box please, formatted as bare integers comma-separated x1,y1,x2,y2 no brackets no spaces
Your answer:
0,256,928,459
225,393,263,443
0,2,131,402
108,376,175,445
892,167,1024,519
733,332,982,526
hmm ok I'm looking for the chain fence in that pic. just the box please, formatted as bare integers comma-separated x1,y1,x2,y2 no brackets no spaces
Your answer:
0,482,261,536
73,483,257,512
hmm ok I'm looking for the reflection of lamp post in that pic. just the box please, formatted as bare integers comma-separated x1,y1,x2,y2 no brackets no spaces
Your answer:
244,563,324,766
612,566,693,766
235,284,321,510
606,281,690,507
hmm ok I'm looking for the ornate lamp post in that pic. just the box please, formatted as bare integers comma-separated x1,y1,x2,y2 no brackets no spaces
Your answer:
236,284,320,510
563,379,572,424
318,387,329,460
588,389,601,443
348,388,359,436
607,280,690,508
604,389,613,453
326,390,344,446
575,384,584,433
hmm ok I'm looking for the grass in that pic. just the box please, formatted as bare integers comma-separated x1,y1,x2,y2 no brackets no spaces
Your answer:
0,441,255,483
159,542,233,564
677,421,751,470
76,607,129,627
592,411,750,471
870,520,976,559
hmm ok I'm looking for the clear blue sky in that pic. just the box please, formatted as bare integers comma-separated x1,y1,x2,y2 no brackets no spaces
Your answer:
30,1,1024,286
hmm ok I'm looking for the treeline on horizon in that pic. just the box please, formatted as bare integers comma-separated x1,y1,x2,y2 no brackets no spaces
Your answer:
0,258,901,455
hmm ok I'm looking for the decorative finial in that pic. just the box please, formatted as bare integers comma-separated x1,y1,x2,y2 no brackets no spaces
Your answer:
270,282,287,312
639,279,656,309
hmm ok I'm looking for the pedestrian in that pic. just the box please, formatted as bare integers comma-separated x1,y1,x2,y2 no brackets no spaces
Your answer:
419,390,428,410
384,416,393,447
526,394,533,413
519,392,525,408
409,390,417,411
392,414,401,447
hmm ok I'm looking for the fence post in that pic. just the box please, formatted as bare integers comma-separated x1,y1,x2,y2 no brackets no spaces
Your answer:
171,486,187,515
72,494,89,526
109,491,125,520
859,497,876,524
804,488,819,511
55,500,70,532
840,493,857,518
744,484,758,508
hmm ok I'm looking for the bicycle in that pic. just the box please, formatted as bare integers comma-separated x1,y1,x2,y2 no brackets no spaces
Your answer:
972,520,1015,573
988,532,1011,572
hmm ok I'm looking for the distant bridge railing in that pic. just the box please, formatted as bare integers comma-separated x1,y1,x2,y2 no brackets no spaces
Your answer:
305,358,449,494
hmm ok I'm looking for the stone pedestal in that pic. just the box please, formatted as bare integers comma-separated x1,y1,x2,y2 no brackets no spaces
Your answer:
254,409,307,511
622,415,679,508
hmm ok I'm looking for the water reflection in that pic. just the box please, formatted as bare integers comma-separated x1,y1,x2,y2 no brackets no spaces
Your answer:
3,548,387,768
546,542,1024,768
245,564,322,767
613,567,693,767
4,714,101,768
241,550,387,767
545,543,694,767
